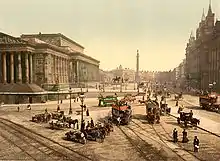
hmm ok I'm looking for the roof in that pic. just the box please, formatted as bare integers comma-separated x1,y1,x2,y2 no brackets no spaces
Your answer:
21,33,84,49
0,32,27,45
112,104,129,111
72,52,100,63
0,83,45,93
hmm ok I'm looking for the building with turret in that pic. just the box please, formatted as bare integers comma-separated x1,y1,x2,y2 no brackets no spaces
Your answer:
185,2,220,91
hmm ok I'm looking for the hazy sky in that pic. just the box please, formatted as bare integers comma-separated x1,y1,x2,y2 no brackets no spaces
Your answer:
1,0,220,71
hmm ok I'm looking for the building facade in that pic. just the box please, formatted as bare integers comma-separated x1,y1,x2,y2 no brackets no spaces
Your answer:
0,32,99,103
185,3,220,91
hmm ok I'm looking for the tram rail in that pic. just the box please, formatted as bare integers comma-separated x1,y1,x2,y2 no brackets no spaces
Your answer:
0,117,92,161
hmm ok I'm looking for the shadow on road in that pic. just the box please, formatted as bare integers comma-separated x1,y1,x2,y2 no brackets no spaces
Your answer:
132,114,146,121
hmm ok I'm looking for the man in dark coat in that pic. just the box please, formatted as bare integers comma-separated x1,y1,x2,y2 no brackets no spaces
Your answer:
182,129,189,143
91,118,94,128
176,100,179,106
173,128,178,143
193,136,199,152
86,109,89,116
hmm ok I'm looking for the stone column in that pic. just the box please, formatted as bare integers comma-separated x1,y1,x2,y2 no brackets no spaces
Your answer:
25,53,29,83
10,53,14,83
61,58,63,83
17,53,22,83
2,53,7,84
65,59,68,83
29,54,33,83
76,60,79,83
56,56,58,82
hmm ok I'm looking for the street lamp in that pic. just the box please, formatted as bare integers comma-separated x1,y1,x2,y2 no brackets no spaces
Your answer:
57,88,60,104
69,87,72,114
79,93,85,131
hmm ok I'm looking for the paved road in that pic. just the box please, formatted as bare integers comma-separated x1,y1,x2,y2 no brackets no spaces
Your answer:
167,94,220,134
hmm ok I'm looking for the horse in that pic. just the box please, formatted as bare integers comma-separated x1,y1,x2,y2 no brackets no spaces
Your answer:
68,119,79,128
138,100,146,104
191,118,200,126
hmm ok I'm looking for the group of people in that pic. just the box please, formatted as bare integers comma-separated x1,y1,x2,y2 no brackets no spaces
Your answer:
173,128,200,152
17,104,31,112
81,118,95,132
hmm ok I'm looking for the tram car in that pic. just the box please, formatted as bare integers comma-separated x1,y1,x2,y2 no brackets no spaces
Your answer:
112,101,132,125
199,92,220,112
98,95,118,107
146,100,160,124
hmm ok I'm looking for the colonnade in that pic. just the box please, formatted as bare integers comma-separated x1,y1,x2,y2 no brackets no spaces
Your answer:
53,55,69,83
0,52,33,84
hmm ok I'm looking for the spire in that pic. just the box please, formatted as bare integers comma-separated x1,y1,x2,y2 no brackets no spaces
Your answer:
208,0,213,16
201,8,205,21
190,30,194,38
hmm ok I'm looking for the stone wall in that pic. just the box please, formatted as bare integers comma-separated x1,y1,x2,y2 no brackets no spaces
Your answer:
33,53,45,86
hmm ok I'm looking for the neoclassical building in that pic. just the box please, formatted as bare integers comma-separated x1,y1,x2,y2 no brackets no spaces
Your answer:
0,32,99,103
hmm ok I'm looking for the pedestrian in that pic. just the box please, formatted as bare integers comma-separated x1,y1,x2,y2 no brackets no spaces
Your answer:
57,104,60,111
91,118,94,128
86,109,89,116
182,129,188,143
84,105,87,111
190,110,193,118
45,108,48,113
173,128,178,143
193,136,199,152
17,106,20,112
61,100,63,104
76,97,78,102
176,100,178,106
86,121,90,130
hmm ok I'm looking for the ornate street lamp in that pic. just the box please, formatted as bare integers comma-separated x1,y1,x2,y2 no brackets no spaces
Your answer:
79,93,85,131
69,87,72,114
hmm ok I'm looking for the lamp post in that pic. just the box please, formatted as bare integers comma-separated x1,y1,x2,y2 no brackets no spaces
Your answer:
79,93,85,131
57,88,60,104
69,87,72,114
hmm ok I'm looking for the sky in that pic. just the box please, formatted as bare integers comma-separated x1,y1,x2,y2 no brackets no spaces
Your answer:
1,0,220,71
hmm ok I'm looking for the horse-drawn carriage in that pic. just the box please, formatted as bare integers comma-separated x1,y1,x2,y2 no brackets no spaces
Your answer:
98,95,118,107
174,93,183,101
177,111,200,127
112,101,132,125
165,92,171,98
146,100,160,124
160,103,171,115
49,119,69,129
32,113,51,123
123,94,136,103
65,131,87,144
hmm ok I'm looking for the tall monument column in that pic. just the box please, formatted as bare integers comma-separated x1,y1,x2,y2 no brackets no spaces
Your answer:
135,49,140,83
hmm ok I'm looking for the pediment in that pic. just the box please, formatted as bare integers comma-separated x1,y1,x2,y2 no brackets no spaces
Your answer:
0,32,26,44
